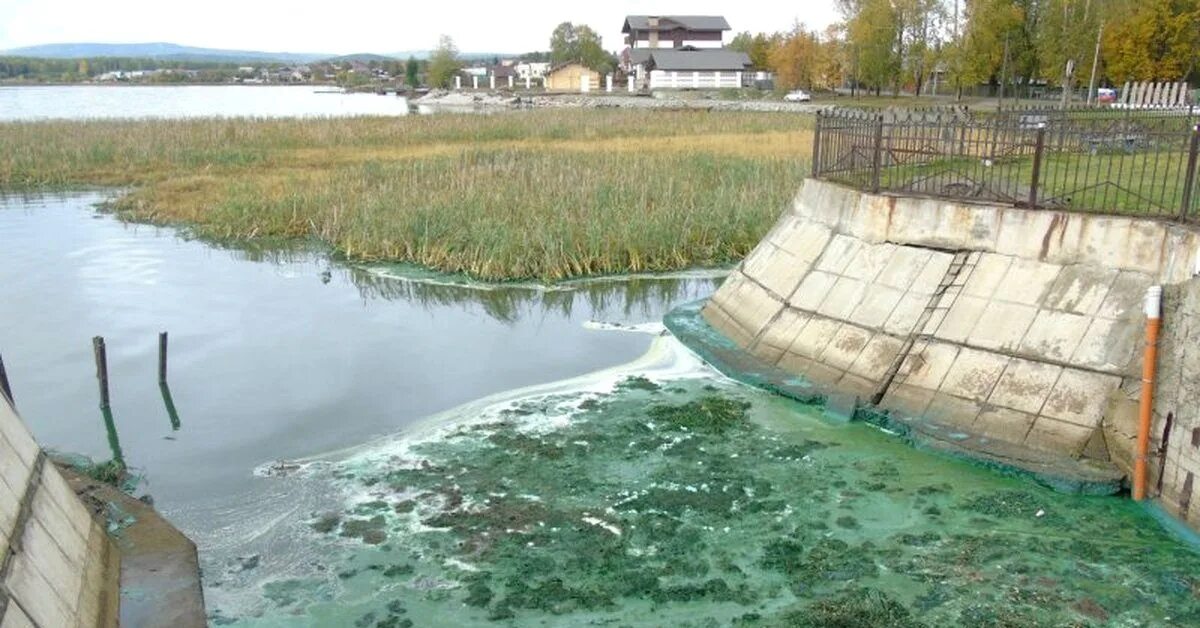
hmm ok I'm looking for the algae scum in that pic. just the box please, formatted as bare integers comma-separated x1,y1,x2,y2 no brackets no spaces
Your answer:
207,338,1200,627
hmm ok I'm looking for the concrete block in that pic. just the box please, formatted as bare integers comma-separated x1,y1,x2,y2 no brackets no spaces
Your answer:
31,481,89,567
1017,309,1090,363
797,359,845,387
847,334,905,381
23,517,84,611
848,285,905,329
750,342,785,366
726,280,784,342
790,270,838,312
888,196,967,250
931,294,988,342
739,242,781,286
816,276,868,320
751,247,813,300
773,221,833,267
876,246,933,291
818,324,873,371
836,372,877,398
881,383,936,417
993,258,1062,305
969,301,1038,352
1160,227,1200,283
0,403,40,469
843,242,896,282
764,214,802,249
911,252,955,296
1079,215,1167,276
755,307,810,351
0,431,34,502
1,604,37,628
883,292,931,336
958,203,1004,251
0,474,20,547
994,208,1062,260
955,253,1012,297
777,351,815,377
703,303,754,348
787,316,841,359
845,193,896,243
939,347,1009,402
1024,417,1096,456
1097,270,1153,319
987,358,1063,415
894,340,960,390
814,234,862,274
974,407,1037,444
5,525,75,628
39,467,93,541
924,393,983,429
1044,265,1118,315
1041,368,1122,428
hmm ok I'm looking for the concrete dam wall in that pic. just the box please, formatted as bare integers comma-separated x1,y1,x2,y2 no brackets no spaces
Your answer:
1,397,118,627
693,178,1200,518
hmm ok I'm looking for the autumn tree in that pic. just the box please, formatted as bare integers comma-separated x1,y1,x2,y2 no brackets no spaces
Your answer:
549,22,612,72
769,24,822,90
1102,0,1200,83
427,35,462,89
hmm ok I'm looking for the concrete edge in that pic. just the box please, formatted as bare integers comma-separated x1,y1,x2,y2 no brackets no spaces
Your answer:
57,466,207,628
665,299,1125,496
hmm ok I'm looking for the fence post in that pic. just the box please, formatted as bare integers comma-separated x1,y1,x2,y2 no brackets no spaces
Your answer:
1181,125,1200,219
811,112,823,178
871,114,885,193
1028,123,1046,209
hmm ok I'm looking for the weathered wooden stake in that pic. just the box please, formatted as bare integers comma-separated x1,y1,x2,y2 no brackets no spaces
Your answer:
158,331,169,384
93,336,110,409
160,382,181,431
0,351,13,406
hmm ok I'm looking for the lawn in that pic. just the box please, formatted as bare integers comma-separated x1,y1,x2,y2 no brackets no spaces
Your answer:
0,110,813,280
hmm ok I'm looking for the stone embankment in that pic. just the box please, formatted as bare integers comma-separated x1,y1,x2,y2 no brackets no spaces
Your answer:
673,178,1200,514
413,90,828,113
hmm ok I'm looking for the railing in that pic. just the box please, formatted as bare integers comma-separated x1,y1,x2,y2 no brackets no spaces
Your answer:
812,106,1200,220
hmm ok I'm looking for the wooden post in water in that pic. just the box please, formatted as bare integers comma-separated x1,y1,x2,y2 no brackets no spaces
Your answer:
158,331,168,384
93,336,110,410
93,336,125,465
0,352,13,406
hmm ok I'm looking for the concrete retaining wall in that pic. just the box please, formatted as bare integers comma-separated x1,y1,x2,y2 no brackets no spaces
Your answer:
1,396,119,628
703,178,1200,495
1149,278,1200,526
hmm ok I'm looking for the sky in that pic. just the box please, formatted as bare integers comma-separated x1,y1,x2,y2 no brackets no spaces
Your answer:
0,0,841,55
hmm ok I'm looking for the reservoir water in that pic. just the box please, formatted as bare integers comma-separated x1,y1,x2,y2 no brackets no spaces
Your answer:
0,85,412,120
4,193,1200,626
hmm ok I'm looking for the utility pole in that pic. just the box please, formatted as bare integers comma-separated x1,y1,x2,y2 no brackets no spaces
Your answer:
1086,22,1104,106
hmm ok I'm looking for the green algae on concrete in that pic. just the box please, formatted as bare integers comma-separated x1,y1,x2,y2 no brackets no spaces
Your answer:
663,300,1125,495
207,350,1200,626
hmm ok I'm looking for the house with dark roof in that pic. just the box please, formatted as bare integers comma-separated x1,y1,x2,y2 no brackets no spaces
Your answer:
620,15,748,90
622,15,731,50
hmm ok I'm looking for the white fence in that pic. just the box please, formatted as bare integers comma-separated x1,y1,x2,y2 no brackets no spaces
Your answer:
649,70,745,90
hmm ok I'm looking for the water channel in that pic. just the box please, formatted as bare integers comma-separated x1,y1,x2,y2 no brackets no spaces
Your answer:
3,193,1200,626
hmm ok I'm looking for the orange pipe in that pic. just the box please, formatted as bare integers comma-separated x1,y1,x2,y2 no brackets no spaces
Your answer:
1133,287,1162,502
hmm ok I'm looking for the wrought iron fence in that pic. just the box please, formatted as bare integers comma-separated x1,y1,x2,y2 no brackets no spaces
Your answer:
812,106,1200,220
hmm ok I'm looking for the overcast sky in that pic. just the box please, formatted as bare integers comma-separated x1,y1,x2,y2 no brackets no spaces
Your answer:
0,0,841,55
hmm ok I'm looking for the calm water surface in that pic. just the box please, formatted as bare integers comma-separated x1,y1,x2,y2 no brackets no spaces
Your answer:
0,85,411,120
0,192,716,509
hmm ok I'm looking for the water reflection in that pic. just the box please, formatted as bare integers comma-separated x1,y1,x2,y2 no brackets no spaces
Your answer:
347,266,723,324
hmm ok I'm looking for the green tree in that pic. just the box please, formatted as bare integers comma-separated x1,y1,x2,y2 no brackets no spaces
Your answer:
1103,0,1200,83
427,35,462,88
549,22,612,72
405,56,420,86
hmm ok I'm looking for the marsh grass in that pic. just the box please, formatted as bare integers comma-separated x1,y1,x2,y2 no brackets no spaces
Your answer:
0,110,811,280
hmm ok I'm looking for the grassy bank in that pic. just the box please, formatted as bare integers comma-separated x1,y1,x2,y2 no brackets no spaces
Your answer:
0,110,812,280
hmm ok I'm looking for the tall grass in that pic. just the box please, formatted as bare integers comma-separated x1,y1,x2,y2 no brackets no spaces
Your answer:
0,110,812,280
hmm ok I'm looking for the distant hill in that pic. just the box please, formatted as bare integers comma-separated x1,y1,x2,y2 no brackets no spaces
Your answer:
2,42,331,64
3,42,530,65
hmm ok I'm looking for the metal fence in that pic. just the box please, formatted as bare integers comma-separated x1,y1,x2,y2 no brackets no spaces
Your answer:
812,106,1200,220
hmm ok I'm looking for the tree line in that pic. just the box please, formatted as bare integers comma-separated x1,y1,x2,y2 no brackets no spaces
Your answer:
734,0,1200,97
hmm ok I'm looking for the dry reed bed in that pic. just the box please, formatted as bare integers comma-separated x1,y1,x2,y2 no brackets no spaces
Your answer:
0,110,812,280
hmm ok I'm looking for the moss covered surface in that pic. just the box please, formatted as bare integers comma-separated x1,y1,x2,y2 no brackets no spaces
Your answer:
212,375,1200,626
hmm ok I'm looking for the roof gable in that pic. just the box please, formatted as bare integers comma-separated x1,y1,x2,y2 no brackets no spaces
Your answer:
622,15,731,33
647,49,751,71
